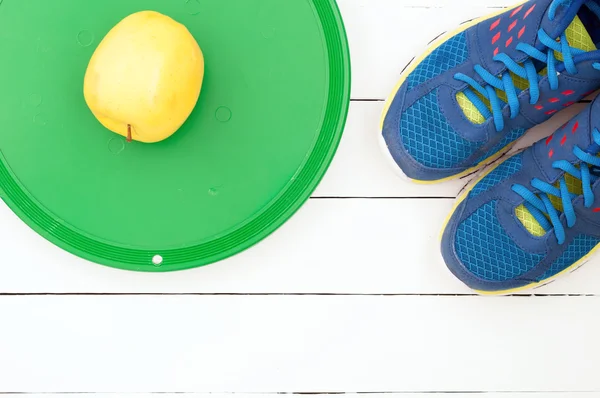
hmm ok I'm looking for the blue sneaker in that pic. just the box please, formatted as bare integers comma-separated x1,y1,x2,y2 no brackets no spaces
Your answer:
381,0,600,183
441,95,600,294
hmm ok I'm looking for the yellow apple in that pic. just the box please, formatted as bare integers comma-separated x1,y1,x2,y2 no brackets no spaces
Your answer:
84,11,204,143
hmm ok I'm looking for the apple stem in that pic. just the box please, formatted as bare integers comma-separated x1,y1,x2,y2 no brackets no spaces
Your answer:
127,124,132,142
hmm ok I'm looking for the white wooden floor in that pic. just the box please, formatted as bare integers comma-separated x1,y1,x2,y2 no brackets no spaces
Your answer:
2,0,600,396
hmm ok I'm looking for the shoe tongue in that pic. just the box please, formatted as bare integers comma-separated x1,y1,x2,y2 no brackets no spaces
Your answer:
562,14,596,52
515,16,597,236
457,15,596,125
516,173,584,238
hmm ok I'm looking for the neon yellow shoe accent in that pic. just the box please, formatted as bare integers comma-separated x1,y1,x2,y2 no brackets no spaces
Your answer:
456,92,486,124
549,173,584,211
457,72,527,124
569,15,596,51
497,72,530,104
515,204,546,236
458,71,529,125
556,15,596,62
516,169,585,235
506,72,530,93
457,15,596,125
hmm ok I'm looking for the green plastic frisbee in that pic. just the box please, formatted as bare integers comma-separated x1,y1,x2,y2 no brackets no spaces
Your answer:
0,0,350,271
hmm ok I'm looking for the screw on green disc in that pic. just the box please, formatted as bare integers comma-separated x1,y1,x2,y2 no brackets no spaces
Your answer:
0,0,350,271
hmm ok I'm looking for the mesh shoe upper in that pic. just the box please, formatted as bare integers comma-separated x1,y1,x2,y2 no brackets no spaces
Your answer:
406,33,470,90
400,89,482,168
454,200,545,282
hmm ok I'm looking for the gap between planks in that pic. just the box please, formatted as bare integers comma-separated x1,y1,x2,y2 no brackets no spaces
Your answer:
0,293,595,297
1,391,600,396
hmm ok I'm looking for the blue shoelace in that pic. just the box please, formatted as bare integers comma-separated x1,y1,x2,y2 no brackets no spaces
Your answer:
512,129,600,244
454,0,600,132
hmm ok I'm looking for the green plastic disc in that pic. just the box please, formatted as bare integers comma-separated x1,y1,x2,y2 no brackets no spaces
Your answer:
0,0,350,271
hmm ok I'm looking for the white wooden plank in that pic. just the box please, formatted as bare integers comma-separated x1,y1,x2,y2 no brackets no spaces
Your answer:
341,0,516,100
2,395,598,398
343,0,594,99
1,295,600,392
2,196,600,295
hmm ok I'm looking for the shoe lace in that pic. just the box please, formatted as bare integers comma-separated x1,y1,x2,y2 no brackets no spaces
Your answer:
454,0,600,132
512,128,600,245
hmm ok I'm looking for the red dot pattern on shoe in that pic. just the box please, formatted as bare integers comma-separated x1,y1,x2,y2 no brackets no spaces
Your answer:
510,5,524,18
560,134,567,146
487,3,583,136
535,90,580,117
490,18,501,31
492,32,501,45
489,5,529,57
524,4,536,19
546,120,581,158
